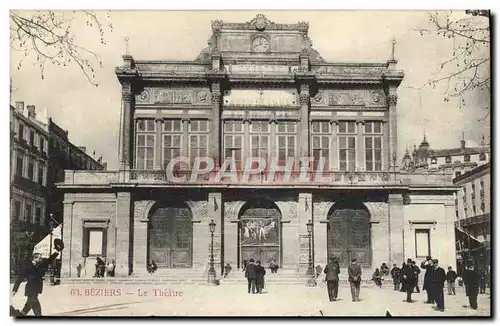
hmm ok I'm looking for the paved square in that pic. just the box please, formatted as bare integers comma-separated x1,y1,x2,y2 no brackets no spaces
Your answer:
10,281,491,317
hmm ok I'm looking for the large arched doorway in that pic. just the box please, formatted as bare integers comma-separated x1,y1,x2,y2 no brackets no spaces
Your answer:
327,201,371,268
148,203,193,268
238,199,281,267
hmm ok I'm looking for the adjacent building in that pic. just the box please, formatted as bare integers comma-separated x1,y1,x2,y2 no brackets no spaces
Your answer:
10,101,106,275
59,15,459,279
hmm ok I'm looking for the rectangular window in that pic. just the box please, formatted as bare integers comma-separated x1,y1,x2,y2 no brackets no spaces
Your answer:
35,207,41,224
162,119,183,168
88,230,104,256
29,130,35,146
19,124,24,140
136,134,155,170
250,122,270,159
38,164,44,185
82,228,108,258
224,122,243,168
13,201,21,221
25,204,32,223
40,138,45,154
137,119,156,132
188,120,210,168
364,121,383,171
415,229,430,258
311,121,330,169
16,156,23,176
338,121,356,171
28,161,34,180
277,122,297,163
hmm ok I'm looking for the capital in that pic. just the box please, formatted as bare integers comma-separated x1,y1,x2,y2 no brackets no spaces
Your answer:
211,92,221,104
299,93,310,106
122,85,133,102
387,94,398,106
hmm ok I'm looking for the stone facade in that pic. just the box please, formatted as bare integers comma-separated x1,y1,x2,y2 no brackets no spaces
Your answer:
58,14,459,279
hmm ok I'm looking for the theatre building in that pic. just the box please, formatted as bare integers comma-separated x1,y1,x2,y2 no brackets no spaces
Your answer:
59,15,459,279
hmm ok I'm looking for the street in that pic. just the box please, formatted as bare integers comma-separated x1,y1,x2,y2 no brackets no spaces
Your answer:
10,281,491,317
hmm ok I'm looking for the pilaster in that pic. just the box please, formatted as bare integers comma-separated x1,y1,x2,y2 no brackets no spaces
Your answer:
444,200,458,269
154,117,163,170
115,192,132,277
299,84,310,158
387,88,398,168
210,84,221,167
356,120,365,171
383,121,390,171
388,194,404,265
120,83,133,170
61,201,74,278
330,120,338,171
132,217,148,274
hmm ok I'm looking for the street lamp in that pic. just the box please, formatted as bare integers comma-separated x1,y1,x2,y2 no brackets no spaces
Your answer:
306,219,317,287
207,219,217,285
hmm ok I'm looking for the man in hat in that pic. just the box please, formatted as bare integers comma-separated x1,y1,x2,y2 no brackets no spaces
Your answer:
462,260,480,309
421,256,434,304
348,258,362,302
402,259,417,303
12,245,62,316
244,258,257,294
324,256,340,301
446,266,457,295
430,259,446,312
390,263,401,291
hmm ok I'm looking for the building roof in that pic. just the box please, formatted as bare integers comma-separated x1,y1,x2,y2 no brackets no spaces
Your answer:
434,147,489,157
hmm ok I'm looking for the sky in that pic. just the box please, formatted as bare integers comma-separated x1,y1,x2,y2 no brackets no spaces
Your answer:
10,10,491,170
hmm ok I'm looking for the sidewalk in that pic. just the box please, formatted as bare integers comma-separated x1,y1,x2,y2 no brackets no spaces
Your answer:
10,282,491,317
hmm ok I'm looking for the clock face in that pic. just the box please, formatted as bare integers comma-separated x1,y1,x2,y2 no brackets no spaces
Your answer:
252,36,270,52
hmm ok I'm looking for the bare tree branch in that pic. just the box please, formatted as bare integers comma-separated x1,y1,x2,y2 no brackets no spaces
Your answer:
10,10,113,87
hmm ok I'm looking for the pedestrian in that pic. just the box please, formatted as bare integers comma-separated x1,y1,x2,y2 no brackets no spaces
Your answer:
390,264,401,291
12,249,62,316
412,261,421,293
224,263,232,278
479,268,487,294
462,261,480,310
255,261,266,294
400,262,407,292
76,264,82,278
402,259,417,303
380,263,390,277
421,256,434,304
245,258,257,294
348,258,362,302
372,268,382,287
446,266,457,295
430,259,446,312
324,256,340,302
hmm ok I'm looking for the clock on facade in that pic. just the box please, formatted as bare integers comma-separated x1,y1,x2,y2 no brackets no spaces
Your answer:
252,36,270,52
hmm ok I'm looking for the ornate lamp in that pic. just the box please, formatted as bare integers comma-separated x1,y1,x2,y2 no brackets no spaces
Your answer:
207,219,217,285
306,220,317,286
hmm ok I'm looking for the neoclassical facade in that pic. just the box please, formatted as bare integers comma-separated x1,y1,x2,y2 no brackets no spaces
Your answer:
59,15,458,278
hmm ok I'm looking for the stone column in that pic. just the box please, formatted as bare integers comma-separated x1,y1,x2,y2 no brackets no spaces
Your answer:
133,218,148,274
388,194,404,265
383,120,390,171
368,201,390,269
314,219,328,268
120,83,133,170
154,117,163,169
115,192,132,277
224,219,238,269
61,201,74,278
282,218,299,270
444,198,457,269
356,120,365,171
387,88,398,167
330,120,338,171
192,220,209,269
208,192,222,274
210,84,221,167
299,84,310,158
298,192,312,273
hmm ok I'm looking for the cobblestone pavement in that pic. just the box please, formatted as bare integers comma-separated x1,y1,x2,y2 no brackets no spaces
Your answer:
10,282,491,317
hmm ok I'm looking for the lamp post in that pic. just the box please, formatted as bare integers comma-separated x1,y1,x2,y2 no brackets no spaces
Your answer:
207,219,217,285
306,219,317,286
47,216,55,285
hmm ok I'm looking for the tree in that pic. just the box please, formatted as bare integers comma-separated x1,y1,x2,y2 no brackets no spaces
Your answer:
10,10,113,87
414,11,490,111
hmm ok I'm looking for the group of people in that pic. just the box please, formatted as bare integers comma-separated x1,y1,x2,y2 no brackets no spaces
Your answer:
93,256,115,278
323,257,362,302
243,259,267,294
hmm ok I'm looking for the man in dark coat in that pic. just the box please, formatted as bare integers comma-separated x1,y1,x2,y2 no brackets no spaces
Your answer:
399,262,407,292
430,259,446,312
254,261,266,294
12,251,60,316
390,264,401,291
462,261,480,309
421,256,434,303
244,258,257,294
446,266,457,295
412,261,421,293
402,259,417,303
324,256,340,301
347,258,362,302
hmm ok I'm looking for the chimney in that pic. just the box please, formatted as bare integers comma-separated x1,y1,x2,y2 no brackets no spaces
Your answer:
27,105,36,119
78,146,87,153
15,101,24,111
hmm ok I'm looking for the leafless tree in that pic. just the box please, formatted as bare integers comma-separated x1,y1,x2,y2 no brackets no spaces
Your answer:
10,10,113,87
413,10,490,111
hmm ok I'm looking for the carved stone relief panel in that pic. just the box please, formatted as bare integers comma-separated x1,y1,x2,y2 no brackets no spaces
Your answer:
364,201,389,221
312,89,386,107
136,88,212,105
133,200,152,220
275,200,298,221
186,200,208,220
223,200,246,221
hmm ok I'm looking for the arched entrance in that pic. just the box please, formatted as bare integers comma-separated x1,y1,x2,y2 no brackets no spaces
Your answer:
148,203,193,268
327,201,371,268
238,199,281,267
